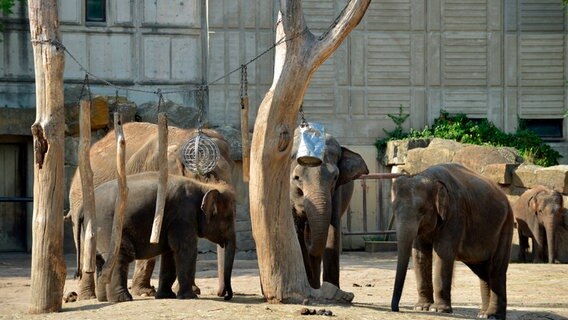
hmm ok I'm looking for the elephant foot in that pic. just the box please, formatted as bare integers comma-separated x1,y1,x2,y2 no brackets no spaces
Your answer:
217,286,233,301
477,311,505,319
78,291,97,301
429,303,452,313
192,284,201,295
313,282,354,304
108,290,133,303
130,284,156,297
177,290,198,299
414,301,433,311
155,289,177,299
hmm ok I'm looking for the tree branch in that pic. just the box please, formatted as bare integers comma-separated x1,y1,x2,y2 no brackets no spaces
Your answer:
309,0,371,70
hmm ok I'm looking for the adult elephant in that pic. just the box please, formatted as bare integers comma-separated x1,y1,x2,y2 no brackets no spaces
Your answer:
75,172,236,302
390,163,513,319
513,185,564,263
68,122,234,300
290,130,369,289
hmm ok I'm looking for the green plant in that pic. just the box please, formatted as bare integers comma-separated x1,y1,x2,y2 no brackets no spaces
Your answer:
363,235,390,242
376,110,562,167
375,104,409,156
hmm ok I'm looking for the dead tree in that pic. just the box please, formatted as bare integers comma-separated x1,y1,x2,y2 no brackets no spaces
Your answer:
28,0,66,313
249,0,371,304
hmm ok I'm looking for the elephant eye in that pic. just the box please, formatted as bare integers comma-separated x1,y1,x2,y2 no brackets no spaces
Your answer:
294,175,300,181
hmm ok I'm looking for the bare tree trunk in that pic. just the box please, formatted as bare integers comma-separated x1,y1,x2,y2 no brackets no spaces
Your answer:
99,113,129,286
150,113,168,243
28,0,66,313
249,0,370,304
79,100,97,274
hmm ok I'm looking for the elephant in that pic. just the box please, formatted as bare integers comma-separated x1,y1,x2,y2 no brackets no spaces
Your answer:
68,122,234,299
390,163,514,319
74,172,236,302
513,185,564,264
290,130,369,289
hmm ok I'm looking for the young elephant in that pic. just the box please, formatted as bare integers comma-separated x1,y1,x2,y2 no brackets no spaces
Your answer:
390,163,514,320
75,172,236,302
513,185,563,263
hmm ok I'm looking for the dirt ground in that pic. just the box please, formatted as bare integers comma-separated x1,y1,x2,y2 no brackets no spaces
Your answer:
0,251,567,320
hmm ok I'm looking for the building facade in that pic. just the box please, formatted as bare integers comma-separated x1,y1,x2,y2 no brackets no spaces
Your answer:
1,0,567,252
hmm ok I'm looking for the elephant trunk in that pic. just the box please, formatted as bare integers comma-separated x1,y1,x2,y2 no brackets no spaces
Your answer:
545,221,557,263
304,192,332,257
391,221,418,312
217,232,235,300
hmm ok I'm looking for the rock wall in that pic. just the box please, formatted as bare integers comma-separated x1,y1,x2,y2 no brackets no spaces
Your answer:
384,138,568,263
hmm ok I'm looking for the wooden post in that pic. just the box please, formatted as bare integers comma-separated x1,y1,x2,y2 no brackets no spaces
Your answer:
28,0,66,313
150,113,168,243
99,113,128,286
78,100,96,274
241,96,250,182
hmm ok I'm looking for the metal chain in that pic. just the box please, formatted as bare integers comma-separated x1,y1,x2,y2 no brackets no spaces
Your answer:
299,104,309,128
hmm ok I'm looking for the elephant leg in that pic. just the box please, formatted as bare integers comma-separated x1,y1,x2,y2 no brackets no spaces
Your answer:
105,252,134,302
94,254,107,301
78,272,97,300
173,237,198,299
431,250,453,313
322,221,340,287
484,231,511,320
517,230,529,262
533,226,546,263
309,254,323,289
412,240,434,311
464,262,490,317
295,219,314,287
131,259,157,296
155,251,177,299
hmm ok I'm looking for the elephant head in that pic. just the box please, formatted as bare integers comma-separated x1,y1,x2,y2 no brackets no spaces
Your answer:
527,186,563,263
198,185,236,300
290,131,368,288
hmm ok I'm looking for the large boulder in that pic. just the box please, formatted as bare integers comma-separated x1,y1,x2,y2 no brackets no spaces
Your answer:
136,99,202,129
513,164,568,194
396,138,522,184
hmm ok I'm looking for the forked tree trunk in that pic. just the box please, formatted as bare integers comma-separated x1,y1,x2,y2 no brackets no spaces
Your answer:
249,0,370,303
28,0,66,313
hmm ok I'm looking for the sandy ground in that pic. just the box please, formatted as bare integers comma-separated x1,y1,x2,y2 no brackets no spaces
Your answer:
0,251,567,320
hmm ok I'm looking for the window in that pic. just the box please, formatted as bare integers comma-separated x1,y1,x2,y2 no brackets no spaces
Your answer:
522,119,563,140
86,0,106,23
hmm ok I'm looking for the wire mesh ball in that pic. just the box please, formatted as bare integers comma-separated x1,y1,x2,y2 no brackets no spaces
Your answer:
180,133,220,175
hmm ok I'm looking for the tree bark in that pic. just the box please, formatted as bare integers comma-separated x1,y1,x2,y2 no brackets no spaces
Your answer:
150,113,168,243
249,0,370,304
79,100,97,274
99,113,128,285
28,0,66,313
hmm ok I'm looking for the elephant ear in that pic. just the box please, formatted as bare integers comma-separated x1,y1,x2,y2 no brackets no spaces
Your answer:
528,191,542,215
435,181,449,221
336,147,369,186
201,189,220,221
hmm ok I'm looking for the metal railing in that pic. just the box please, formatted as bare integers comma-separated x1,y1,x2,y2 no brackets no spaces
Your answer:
343,173,404,239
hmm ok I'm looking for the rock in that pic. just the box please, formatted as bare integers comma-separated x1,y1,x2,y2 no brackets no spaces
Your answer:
107,95,137,128
136,99,202,129
65,96,110,136
383,138,431,165
513,164,568,194
400,138,464,174
215,125,243,160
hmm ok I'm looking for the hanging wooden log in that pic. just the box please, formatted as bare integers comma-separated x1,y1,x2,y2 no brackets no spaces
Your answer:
150,113,168,243
99,113,128,286
78,99,96,274
240,96,250,182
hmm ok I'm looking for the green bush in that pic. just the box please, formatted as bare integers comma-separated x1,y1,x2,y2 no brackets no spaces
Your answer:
376,110,562,167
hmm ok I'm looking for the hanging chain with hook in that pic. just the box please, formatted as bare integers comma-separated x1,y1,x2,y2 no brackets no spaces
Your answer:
240,65,248,108
299,104,309,128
